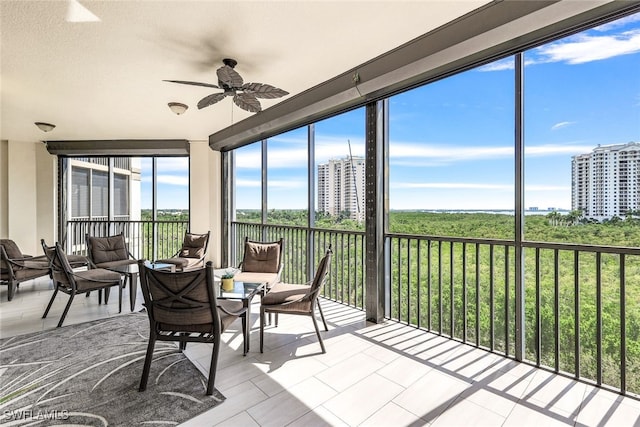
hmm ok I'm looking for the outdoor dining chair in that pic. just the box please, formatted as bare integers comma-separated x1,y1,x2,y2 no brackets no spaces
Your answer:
259,246,332,353
43,242,123,327
1,239,51,301
138,260,247,395
234,237,284,292
86,233,137,269
155,231,210,271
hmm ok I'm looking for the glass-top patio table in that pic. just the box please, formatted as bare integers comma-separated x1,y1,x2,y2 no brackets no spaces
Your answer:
106,262,176,311
214,269,264,355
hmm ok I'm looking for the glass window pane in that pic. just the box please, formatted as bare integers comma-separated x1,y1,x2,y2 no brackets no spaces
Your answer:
156,157,189,218
235,143,262,223
71,167,89,218
315,108,365,230
524,13,640,244
91,170,108,218
388,62,515,239
267,128,308,226
114,173,129,216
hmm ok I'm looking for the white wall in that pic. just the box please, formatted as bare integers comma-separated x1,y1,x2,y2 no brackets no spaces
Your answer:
0,140,8,238
4,140,55,254
189,141,222,267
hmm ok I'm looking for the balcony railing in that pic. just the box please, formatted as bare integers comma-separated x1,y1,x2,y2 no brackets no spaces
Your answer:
232,220,640,399
65,219,189,261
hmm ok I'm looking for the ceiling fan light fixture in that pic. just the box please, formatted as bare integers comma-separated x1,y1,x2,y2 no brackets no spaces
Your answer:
168,102,188,115
35,122,56,132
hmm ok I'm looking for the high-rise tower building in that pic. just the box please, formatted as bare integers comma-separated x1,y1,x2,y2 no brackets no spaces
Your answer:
571,142,640,219
317,156,365,222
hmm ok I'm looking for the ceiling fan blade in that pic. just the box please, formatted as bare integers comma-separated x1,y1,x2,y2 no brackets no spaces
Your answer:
233,92,261,113
216,65,244,88
197,92,228,109
241,83,289,99
163,79,220,89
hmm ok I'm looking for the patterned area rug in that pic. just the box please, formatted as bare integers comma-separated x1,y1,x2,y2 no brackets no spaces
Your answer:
0,313,225,426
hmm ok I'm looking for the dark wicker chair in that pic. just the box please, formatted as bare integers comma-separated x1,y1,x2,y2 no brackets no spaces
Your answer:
41,239,89,270
1,239,51,301
86,233,137,269
43,242,123,327
155,231,210,271
260,247,332,354
234,237,284,291
138,260,247,395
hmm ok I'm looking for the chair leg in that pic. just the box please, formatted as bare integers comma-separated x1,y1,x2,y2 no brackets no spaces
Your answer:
316,299,328,331
311,313,326,354
207,335,221,395
42,287,59,318
139,335,156,392
260,306,266,353
241,313,248,356
118,281,123,313
57,293,75,327
7,280,16,301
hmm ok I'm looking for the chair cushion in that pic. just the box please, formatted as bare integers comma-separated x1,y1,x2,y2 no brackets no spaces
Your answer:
0,239,24,259
242,241,280,273
233,271,278,287
262,282,312,313
90,235,130,264
179,233,207,258
13,259,50,281
67,254,89,267
72,268,122,292
94,259,137,269
155,257,202,271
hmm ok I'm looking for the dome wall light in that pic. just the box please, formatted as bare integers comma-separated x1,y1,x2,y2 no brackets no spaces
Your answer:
168,102,188,115
35,122,56,132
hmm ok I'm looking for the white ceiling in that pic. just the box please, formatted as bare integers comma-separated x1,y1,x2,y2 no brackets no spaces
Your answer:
0,0,492,143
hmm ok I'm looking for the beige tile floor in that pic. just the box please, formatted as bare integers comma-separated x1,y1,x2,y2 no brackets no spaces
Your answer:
2,276,640,426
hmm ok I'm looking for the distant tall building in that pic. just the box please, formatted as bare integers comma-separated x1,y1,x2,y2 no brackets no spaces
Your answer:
317,156,365,222
571,142,640,219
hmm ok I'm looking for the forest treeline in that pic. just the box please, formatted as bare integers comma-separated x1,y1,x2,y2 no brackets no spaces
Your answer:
235,208,640,394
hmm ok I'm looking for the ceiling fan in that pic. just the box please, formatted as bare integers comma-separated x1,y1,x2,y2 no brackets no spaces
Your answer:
164,58,289,113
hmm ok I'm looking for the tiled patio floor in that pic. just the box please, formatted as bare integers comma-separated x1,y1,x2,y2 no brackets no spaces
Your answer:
2,277,640,426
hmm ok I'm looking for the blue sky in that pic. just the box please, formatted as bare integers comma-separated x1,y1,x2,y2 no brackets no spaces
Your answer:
160,12,640,211
140,157,189,210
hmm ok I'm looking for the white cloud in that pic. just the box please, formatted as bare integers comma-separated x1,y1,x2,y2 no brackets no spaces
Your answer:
593,14,640,32
527,185,570,191
391,182,511,190
551,121,575,130
268,180,305,189
156,175,188,186
389,142,593,164
237,179,304,189
236,135,366,169
236,179,261,187
534,30,640,64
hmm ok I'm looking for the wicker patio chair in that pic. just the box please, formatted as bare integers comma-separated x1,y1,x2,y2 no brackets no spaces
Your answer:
1,239,51,301
42,242,123,327
234,237,284,291
138,260,247,395
155,231,210,271
86,233,137,269
259,246,332,354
